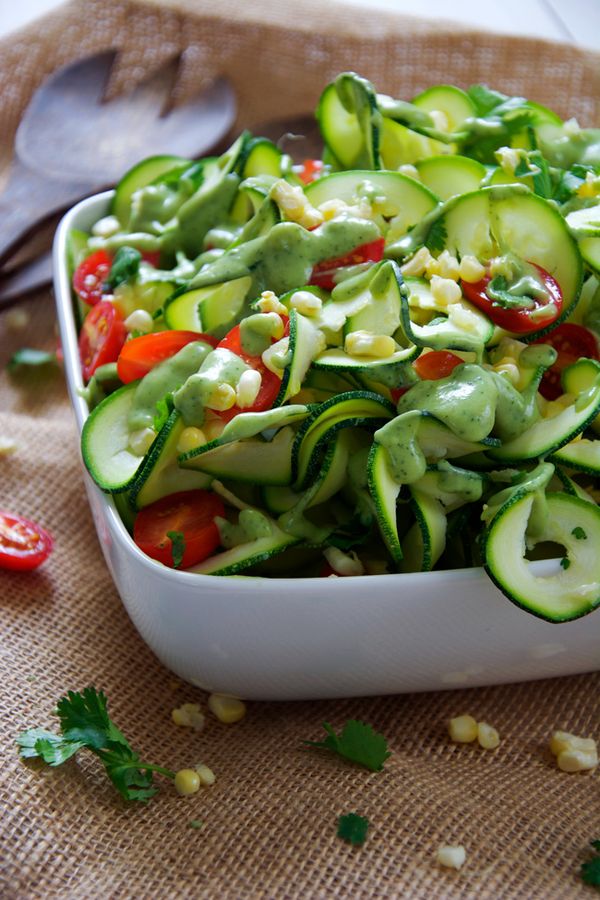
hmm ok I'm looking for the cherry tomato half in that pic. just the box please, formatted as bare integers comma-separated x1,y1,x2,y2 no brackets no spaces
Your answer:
0,510,53,571
298,159,324,185
72,250,112,306
79,301,127,382
309,238,386,291
414,350,464,381
133,490,224,569
117,330,218,384
533,323,600,400
461,262,562,334
215,318,290,421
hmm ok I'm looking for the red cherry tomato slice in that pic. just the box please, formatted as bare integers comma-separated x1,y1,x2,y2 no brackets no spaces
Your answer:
298,159,324,185
72,250,113,306
117,330,218,384
413,350,464,381
533,323,600,400
461,262,562,334
215,318,290,420
0,510,53,571
309,238,386,291
79,301,127,382
141,250,161,268
133,490,224,569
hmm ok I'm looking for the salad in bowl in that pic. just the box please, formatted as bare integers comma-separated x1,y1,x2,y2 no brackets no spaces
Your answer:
54,73,600,697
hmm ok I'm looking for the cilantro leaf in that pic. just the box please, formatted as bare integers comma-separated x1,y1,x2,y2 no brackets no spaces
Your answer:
167,531,186,568
17,687,175,802
467,84,509,116
153,394,173,432
486,275,535,310
572,526,587,540
8,348,58,372
560,557,571,570
581,842,600,888
16,728,84,765
337,812,369,846
304,719,391,771
424,217,447,253
105,246,142,290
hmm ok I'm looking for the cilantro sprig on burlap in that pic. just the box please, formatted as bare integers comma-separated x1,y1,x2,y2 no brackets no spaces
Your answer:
17,687,174,802
304,719,391,772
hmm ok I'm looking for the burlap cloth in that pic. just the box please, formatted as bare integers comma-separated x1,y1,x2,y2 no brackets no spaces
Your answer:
1,1,600,897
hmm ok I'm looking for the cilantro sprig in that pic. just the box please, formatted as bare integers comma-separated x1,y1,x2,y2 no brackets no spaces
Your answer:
304,719,391,772
17,687,175,802
581,840,600,888
337,812,369,846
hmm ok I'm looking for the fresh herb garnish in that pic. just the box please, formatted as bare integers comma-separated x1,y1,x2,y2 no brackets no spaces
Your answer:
337,812,369,846
581,841,600,888
304,719,390,772
189,819,204,830
105,246,142,290
424,217,447,253
572,527,587,540
153,394,174,432
16,687,175,802
167,531,186,568
486,275,535,310
8,348,58,371
560,557,571,570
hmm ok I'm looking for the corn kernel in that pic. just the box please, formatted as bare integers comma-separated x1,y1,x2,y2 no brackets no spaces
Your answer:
256,290,288,315
448,714,478,743
447,303,481,334
398,164,419,179
204,382,236,412
477,722,500,750
345,331,396,358
236,369,262,408
459,255,486,283
431,276,462,307
177,426,207,454
91,214,121,238
429,109,449,132
424,255,441,279
576,171,600,199
290,290,323,316
270,179,323,229
436,250,460,281
550,730,597,757
318,198,349,221
194,763,216,786
436,845,466,869
495,146,521,173
0,437,17,456
124,309,154,334
208,693,247,724
557,749,598,773
174,769,201,796
489,256,515,280
400,246,434,277
494,360,520,387
172,703,206,731
128,427,156,456
564,117,581,136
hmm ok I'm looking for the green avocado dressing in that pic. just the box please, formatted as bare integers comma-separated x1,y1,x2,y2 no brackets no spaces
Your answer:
128,340,214,431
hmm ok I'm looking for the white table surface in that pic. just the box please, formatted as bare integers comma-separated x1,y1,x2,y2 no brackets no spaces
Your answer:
0,0,598,49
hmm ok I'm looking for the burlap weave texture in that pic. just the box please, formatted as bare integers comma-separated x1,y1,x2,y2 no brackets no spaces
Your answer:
1,2,600,897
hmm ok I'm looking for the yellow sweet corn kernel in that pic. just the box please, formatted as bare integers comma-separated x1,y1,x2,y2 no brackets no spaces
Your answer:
204,382,237,412
550,730,597,757
172,703,206,731
430,276,462,307
290,290,323,316
208,693,247,724
194,763,216,786
436,845,466,869
557,749,598,773
270,179,323,229
448,714,478,743
459,255,486,284
174,769,201,796
236,369,262,408
124,309,154,334
400,246,434,277
345,331,396,358
436,250,460,281
177,426,207,455
477,722,500,750
256,291,288,315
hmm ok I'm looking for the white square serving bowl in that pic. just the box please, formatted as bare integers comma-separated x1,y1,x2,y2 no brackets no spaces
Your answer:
53,191,600,701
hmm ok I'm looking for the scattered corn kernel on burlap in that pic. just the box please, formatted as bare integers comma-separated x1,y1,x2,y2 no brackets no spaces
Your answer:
2,1,600,897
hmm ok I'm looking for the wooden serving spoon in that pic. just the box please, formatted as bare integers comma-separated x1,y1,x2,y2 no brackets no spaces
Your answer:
0,50,236,269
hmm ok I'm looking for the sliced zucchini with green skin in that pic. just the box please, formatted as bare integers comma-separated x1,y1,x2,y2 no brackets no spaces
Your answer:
261,484,302,515
274,310,324,406
549,438,600,475
292,392,394,488
379,118,450,168
565,203,600,238
164,276,252,336
578,237,600,274
413,460,486,512
554,466,597,503
401,276,493,351
313,345,418,373
180,426,295,485
304,170,438,236
412,85,476,133
241,138,284,178
367,442,403,566
316,74,381,170
308,429,351,507
81,383,146,492
483,491,600,622
178,405,309,465
130,412,212,510
401,489,446,572
488,359,600,462
189,523,300,575
111,155,191,226
415,155,486,201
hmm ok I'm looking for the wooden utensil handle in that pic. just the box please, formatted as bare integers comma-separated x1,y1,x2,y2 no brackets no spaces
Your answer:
0,161,93,268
